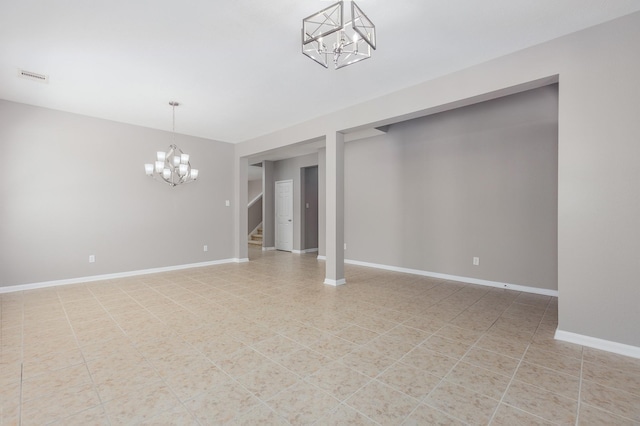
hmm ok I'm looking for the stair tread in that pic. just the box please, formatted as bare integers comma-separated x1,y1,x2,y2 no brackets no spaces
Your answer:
248,227,263,246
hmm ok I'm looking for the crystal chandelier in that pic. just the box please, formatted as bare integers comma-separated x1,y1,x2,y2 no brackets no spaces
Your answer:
144,101,199,187
302,1,376,70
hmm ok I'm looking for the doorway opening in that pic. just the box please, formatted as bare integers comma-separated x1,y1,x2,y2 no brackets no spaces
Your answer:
275,179,293,251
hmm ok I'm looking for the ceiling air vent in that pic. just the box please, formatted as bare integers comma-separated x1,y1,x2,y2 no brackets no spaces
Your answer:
18,69,49,83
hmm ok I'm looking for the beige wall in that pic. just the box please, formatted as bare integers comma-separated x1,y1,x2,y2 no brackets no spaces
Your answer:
345,86,558,290
0,100,235,287
236,13,640,348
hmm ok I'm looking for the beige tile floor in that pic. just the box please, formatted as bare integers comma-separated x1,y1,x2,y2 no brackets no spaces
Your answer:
1,248,639,425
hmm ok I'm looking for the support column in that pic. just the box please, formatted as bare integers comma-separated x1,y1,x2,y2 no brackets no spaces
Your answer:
234,156,249,262
262,161,275,250
318,149,326,259
324,132,345,286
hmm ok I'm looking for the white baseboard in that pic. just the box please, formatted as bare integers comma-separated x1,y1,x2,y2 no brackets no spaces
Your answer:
262,247,276,251
324,278,346,286
316,255,326,261
555,329,640,359
292,248,319,254
0,258,238,294
344,259,558,297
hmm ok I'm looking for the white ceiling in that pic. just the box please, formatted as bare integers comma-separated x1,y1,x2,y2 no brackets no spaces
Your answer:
2,1,640,143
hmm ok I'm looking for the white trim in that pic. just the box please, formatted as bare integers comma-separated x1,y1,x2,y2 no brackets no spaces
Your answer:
248,192,263,208
262,247,276,251
317,255,326,261
0,259,238,294
344,259,558,297
555,329,640,359
233,258,250,263
324,278,346,286
291,248,319,254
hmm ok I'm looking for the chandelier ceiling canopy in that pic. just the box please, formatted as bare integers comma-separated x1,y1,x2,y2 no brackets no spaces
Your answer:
302,1,376,70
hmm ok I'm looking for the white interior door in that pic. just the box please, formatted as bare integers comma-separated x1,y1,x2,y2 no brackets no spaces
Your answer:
275,180,293,251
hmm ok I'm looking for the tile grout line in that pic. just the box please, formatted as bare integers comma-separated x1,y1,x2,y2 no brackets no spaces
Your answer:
486,295,569,425
234,303,381,423
312,401,381,425
86,281,184,424
575,352,584,426
376,318,464,423
243,330,368,424
94,280,230,424
486,343,530,425
360,288,537,423
19,291,25,426
56,286,111,425
101,278,242,424
133,277,332,423
101,281,215,423
399,322,481,425
412,290,548,424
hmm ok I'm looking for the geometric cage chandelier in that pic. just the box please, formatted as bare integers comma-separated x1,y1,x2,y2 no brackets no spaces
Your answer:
302,1,376,70
144,101,199,187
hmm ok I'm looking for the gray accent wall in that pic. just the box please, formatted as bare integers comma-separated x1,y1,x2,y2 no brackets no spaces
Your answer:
303,166,319,250
345,85,558,290
0,100,235,287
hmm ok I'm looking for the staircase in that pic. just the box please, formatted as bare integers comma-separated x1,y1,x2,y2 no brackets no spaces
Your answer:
248,226,263,247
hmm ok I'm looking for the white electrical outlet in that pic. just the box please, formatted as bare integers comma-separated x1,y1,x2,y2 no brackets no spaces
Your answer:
89,255,95,263
203,245,208,252
473,257,480,266
225,200,230,207
344,243,347,250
